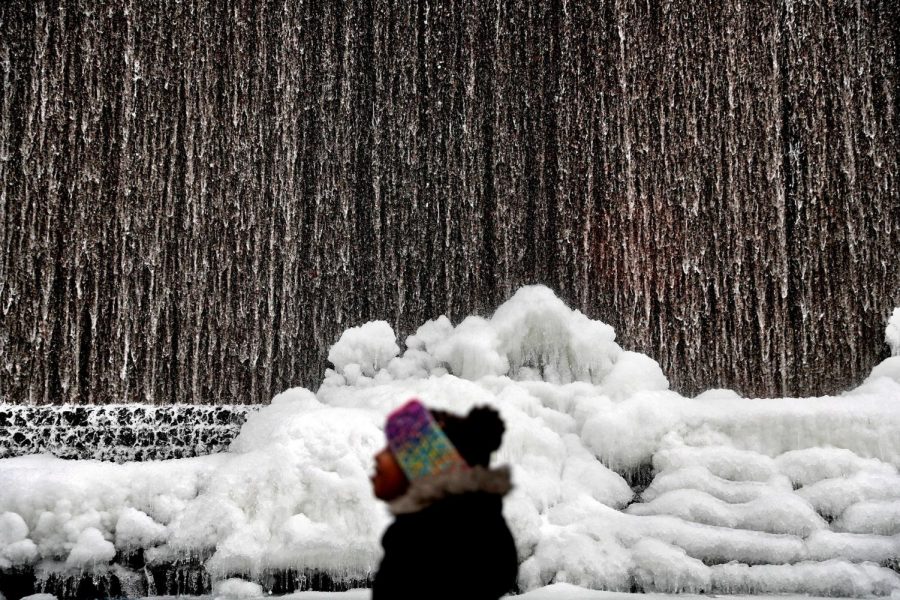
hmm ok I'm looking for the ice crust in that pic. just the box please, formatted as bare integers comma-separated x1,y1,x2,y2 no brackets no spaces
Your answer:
2,288,900,596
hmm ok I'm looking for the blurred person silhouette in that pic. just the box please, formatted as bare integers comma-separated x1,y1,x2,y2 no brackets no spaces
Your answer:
371,399,518,599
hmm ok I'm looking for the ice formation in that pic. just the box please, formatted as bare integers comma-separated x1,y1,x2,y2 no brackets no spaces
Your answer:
887,308,900,357
213,578,265,600
1,287,899,597
0,404,256,461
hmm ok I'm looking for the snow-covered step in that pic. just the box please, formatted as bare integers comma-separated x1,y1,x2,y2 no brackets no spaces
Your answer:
604,442,900,595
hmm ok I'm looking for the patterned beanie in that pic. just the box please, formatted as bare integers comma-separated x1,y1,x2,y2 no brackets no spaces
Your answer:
385,399,470,481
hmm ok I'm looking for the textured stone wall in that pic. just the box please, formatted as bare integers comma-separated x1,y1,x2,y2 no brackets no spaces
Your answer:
0,404,257,461
1,0,898,403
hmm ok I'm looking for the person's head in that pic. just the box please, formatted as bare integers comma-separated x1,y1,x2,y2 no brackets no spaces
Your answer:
370,400,505,501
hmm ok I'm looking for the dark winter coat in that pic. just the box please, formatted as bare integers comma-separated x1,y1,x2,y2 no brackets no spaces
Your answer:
373,466,519,600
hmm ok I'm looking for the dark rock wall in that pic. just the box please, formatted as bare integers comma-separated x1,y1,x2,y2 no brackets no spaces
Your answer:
0,404,256,460
1,0,898,403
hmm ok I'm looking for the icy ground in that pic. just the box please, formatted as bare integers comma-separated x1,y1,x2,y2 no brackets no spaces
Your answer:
2,286,900,596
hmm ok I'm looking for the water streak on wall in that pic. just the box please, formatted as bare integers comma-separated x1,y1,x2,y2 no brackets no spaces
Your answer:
1,0,898,404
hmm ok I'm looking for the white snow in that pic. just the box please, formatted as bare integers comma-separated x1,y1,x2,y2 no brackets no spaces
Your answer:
796,471,900,519
804,530,900,564
66,527,116,567
0,511,39,569
834,500,900,536
652,444,780,482
625,489,826,536
115,507,168,549
887,308,900,357
865,356,900,387
630,538,710,593
640,466,793,504
0,512,28,546
213,578,265,600
327,321,400,385
710,560,900,596
2,290,900,597
775,447,899,488
694,388,742,400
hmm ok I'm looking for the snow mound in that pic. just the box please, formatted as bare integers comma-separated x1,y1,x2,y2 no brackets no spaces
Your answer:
653,445,779,482
694,388,742,400
796,471,900,519
641,466,792,504
327,321,399,385
631,538,710,593
710,560,900,596
66,527,115,567
2,286,900,596
323,285,668,395
834,500,900,536
626,489,826,536
213,578,264,600
776,447,898,488
866,356,900,386
0,511,38,569
887,308,900,357
518,520,634,592
114,507,167,549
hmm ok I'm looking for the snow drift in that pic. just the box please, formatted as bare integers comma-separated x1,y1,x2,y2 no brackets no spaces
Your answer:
2,286,900,596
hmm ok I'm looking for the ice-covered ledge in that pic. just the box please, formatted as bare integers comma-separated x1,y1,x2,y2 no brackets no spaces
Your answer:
0,560,370,600
0,404,260,462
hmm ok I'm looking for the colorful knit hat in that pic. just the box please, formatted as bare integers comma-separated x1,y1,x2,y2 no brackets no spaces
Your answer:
385,399,470,481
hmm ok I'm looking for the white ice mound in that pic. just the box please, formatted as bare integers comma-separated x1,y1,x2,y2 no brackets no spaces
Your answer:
481,285,621,384
887,308,900,357
866,356,900,386
0,511,38,569
856,308,900,389
66,527,115,567
834,500,900,535
213,578,263,600
641,466,793,504
114,508,168,550
626,488,827,536
0,512,28,546
327,321,400,385
324,285,669,394
169,389,387,576
630,538,711,594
